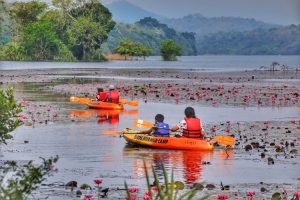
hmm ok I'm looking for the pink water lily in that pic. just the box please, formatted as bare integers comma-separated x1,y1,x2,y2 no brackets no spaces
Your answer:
246,191,255,196
151,186,158,191
143,193,151,200
128,187,138,193
294,192,300,197
246,191,256,200
84,194,93,200
218,194,229,199
94,179,103,185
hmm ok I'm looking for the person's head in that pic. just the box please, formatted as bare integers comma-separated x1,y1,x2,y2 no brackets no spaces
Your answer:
184,107,196,118
97,88,103,93
155,114,164,122
109,85,115,90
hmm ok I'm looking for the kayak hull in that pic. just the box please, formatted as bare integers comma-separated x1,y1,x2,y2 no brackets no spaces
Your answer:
123,128,214,151
87,102,124,110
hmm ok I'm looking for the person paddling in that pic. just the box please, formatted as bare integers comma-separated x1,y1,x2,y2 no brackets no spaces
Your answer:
171,107,205,139
96,88,107,101
140,114,170,137
105,85,120,104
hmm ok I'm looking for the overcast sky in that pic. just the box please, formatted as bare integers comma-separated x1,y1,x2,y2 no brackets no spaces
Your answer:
103,0,300,25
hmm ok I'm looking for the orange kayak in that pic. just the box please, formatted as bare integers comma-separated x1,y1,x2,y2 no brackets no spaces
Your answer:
87,101,124,110
123,128,214,151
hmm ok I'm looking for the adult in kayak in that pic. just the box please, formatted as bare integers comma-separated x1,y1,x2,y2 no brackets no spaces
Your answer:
96,88,107,101
140,114,170,137
105,85,120,104
171,107,205,139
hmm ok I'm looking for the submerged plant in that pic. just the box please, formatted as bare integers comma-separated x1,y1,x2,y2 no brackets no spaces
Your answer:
125,161,208,200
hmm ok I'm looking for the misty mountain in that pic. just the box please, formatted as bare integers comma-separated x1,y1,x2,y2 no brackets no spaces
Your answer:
101,17,197,56
161,13,280,34
105,1,165,23
196,24,300,55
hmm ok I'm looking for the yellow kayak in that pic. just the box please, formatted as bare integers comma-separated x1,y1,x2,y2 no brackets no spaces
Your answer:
123,128,214,151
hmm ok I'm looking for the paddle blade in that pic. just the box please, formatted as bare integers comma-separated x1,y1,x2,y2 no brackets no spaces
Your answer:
120,99,139,106
133,119,154,129
70,96,92,104
102,130,123,135
213,136,235,146
70,96,79,102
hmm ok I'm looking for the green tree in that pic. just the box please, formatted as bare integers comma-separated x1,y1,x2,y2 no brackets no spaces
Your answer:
67,0,115,60
115,38,151,60
22,21,74,61
0,88,23,144
67,16,106,60
160,39,181,61
0,42,26,61
10,1,47,26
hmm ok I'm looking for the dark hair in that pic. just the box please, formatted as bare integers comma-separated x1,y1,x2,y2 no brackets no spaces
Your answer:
97,88,103,92
184,107,196,118
155,114,164,122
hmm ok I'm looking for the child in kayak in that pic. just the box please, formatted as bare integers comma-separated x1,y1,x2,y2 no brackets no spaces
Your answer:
140,114,170,137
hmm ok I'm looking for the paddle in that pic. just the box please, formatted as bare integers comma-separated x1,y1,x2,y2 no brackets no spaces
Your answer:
133,119,235,146
70,96,92,104
119,99,139,106
102,130,123,135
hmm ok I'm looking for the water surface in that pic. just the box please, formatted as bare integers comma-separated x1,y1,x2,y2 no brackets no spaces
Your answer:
1,55,299,71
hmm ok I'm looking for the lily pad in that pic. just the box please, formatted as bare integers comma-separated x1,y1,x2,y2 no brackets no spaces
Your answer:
80,183,91,190
192,183,204,190
271,192,281,200
174,181,184,190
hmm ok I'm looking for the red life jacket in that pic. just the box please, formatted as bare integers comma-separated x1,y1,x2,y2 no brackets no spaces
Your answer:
108,90,119,104
182,117,203,138
98,92,107,101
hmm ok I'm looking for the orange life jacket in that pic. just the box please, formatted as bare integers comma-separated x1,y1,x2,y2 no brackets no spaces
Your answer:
108,90,119,104
182,117,203,138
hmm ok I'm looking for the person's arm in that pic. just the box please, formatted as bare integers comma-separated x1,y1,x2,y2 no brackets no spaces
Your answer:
170,126,179,132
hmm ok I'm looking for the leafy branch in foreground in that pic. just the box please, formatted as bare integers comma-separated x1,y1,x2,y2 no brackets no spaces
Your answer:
0,156,59,200
0,87,23,144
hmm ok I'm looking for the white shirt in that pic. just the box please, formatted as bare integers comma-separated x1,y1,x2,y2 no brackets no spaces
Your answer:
176,119,203,135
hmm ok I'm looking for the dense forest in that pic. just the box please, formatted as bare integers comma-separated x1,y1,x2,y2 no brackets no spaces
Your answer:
0,0,115,61
196,25,300,55
101,17,197,56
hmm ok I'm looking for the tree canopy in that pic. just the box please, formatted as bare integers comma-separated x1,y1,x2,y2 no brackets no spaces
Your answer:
114,38,151,60
0,0,115,61
160,39,181,61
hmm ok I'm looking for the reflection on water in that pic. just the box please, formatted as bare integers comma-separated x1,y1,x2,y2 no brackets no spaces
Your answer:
123,147,234,186
69,109,138,125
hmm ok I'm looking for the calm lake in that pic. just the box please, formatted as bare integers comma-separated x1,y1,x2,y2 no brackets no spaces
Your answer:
0,57,299,199
1,55,300,71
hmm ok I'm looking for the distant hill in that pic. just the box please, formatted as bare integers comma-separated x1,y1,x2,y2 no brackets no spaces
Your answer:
101,17,197,56
105,1,165,23
161,13,279,34
196,24,300,55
